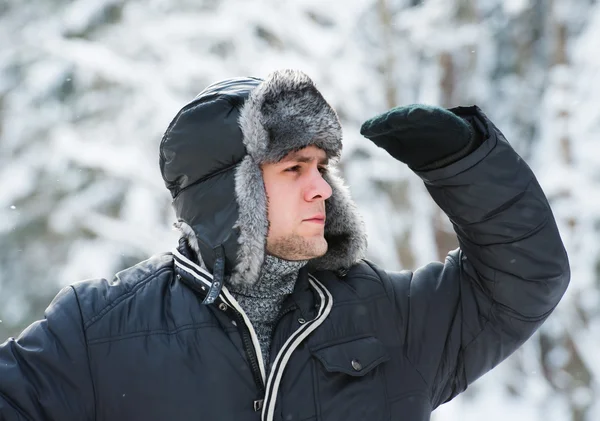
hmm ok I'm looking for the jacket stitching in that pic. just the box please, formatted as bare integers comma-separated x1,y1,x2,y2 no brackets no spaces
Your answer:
442,253,490,404
449,253,563,323
369,262,431,392
361,261,431,390
343,274,382,284
325,293,388,308
83,267,172,329
308,333,377,352
455,211,548,246
315,355,389,375
172,162,239,199
0,391,34,421
388,389,430,403
311,359,322,421
494,301,560,323
443,255,489,348
450,178,536,228
87,322,217,345
293,415,317,421
70,286,98,421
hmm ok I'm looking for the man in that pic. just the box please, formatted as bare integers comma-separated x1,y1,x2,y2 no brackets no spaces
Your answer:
0,70,569,421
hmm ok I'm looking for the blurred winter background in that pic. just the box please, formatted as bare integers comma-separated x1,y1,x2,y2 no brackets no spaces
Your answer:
0,0,598,419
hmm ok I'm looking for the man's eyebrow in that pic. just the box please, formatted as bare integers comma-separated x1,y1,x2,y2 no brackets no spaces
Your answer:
282,153,329,165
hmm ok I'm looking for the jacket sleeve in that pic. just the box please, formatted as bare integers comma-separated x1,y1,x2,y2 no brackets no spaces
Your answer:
382,106,570,408
0,286,95,420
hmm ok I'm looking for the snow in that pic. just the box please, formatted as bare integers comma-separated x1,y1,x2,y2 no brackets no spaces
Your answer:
1,0,599,419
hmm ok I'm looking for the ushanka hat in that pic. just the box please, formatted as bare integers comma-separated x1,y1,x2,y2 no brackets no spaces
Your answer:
159,70,367,291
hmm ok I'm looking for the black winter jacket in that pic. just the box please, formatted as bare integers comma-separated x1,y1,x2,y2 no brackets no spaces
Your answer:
0,109,569,421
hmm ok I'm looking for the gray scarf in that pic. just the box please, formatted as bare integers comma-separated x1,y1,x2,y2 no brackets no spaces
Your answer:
227,255,306,367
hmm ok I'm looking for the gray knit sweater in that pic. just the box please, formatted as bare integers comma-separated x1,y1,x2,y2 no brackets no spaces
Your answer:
227,255,306,367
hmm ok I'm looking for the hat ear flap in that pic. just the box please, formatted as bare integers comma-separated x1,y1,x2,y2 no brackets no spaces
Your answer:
229,155,269,287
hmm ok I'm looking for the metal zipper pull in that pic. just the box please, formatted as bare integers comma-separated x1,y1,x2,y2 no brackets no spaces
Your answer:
253,399,264,412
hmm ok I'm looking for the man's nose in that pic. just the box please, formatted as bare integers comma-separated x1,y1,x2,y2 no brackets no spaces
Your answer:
305,170,333,201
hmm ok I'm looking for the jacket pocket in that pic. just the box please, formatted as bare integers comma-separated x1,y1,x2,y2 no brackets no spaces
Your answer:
311,336,390,421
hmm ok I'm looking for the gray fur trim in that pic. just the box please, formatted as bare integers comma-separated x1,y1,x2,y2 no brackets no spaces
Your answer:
308,167,368,271
173,220,207,269
229,155,269,287
238,69,343,163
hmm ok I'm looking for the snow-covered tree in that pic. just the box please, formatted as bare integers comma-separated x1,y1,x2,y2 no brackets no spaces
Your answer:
1,0,598,419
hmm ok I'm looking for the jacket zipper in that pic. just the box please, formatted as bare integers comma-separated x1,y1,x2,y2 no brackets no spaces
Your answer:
230,306,266,395
267,304,298,367
172,252,267,404
229,303,298,396
261,275,333,421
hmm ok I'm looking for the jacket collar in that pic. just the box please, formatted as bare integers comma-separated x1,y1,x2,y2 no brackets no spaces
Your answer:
173,238,221,304
173,237,321,322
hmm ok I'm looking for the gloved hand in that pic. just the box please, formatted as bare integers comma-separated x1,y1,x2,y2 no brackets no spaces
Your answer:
360,104,482,171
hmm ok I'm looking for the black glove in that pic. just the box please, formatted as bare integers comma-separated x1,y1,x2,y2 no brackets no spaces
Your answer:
360,104,482,171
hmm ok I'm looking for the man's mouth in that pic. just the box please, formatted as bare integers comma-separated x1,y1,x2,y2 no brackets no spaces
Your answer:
304,214,326,224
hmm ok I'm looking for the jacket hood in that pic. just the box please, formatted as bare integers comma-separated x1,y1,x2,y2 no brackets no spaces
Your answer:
159,70,367,289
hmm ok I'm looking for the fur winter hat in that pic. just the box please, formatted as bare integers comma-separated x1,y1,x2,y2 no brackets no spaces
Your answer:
160,70,367,290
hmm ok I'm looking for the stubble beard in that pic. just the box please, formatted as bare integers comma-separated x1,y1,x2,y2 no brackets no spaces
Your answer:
266,234,328,261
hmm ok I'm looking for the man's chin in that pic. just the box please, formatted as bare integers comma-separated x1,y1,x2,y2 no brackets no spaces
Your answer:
311,238,328,258
299,234,327,254
266,237,328,261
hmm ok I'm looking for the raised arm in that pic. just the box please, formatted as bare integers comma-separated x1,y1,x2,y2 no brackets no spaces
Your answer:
361,105,570,407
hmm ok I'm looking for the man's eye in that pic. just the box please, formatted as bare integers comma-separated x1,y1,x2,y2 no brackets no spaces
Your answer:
285,165,301,172
318,166,329,175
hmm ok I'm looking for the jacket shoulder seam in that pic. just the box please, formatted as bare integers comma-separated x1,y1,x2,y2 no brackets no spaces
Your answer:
82,267,172,330
436,253,488,405
87,321,217,345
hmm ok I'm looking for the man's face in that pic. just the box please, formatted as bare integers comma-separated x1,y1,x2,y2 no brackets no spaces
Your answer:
261,145,333,261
